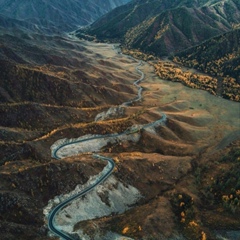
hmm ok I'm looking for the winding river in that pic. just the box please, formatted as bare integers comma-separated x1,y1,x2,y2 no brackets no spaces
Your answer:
47,46,167,239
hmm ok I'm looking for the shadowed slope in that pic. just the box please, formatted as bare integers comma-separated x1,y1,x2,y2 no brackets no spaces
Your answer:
78,0,240,56
0,0,131,32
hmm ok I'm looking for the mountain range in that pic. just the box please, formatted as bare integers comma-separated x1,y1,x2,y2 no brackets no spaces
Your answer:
79,0,240,56
0,0,130,32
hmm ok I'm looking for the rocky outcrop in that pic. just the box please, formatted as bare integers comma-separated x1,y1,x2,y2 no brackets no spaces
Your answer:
44,176,141,239
95,106,125,121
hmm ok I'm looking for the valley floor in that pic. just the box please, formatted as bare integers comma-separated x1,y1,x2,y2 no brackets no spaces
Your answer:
0,36,239,240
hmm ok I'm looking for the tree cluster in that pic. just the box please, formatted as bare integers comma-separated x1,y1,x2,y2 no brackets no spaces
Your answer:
154,61,217,95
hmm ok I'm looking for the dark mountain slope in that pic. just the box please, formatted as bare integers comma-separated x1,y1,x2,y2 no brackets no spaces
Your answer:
0,14,53,34
172,28,240,100
79,0,240,56
174,28,240,81
124,6,230,55
0,0,131,32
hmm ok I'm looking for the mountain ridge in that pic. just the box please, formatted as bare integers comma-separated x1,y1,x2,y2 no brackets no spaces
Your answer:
78,0,240,56
171,28,240,101
0,0,131,32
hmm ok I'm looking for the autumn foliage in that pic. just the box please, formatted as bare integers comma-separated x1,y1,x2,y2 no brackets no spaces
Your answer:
154,61,217,96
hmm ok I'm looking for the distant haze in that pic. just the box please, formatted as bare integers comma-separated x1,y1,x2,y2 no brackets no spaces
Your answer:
0,0,131,32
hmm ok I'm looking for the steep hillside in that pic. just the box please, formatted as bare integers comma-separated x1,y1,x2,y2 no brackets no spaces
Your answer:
78,0,240,56
173,28,240,80
172,28,240,101
0,14,52,34
0,30,140,157
0,0,130,32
